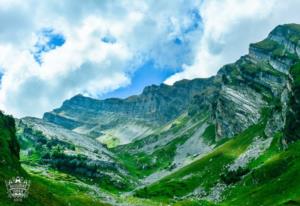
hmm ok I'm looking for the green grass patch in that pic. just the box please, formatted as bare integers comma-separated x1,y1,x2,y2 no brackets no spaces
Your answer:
202,124,216,144
221,140,300,206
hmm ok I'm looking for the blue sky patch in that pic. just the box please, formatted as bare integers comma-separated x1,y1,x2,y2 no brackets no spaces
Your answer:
101,35,117,44
184,9,203,34
101,60,181,99
33,28,65,64
173,37,182,45
0,71,3,87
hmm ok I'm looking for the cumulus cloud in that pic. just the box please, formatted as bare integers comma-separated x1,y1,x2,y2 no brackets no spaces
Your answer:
1,0,300,117
0,0,202,117
165,0,300,84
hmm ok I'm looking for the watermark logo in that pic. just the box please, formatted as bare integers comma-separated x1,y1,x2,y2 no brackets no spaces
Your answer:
5,176,30,202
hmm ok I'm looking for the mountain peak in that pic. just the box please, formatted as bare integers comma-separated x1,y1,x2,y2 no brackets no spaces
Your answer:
270,23,300,37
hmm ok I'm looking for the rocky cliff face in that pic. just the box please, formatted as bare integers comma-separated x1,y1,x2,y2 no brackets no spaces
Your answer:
213,24,300,138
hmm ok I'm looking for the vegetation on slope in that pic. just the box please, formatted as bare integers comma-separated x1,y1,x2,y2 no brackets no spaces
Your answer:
284,62,300,143
0,111,111,206
112,113,211,178
0,112,20,168
134,116,267,200
134,107,300,206
133,43,300,205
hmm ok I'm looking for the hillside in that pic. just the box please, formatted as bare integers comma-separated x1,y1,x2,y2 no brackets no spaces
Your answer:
0,111,112,206
132,24,300,205
12,23,300,206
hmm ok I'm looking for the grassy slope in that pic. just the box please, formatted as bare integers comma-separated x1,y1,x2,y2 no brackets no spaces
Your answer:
134,119,266,200
0,112,111,206
10,174,111,206
134,107,300,206
221,138,300,206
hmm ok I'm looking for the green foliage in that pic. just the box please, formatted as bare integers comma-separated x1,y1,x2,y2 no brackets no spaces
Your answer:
0,174,112,206
0,112,20,167
220,167,250,185
250,38,298,60
290,62,300,86
202,124,216,144
221,139,300,206
174,200,216,206
251,39,279,52
284,62,300,142
272,97,283,112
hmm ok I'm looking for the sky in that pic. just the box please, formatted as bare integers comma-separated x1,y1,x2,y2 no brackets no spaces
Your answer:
0,0,300,118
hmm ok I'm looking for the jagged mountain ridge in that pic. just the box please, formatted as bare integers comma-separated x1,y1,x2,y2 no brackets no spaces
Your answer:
44,77,216,124
43,24,300,145
43,77,219,146
15,23,300,205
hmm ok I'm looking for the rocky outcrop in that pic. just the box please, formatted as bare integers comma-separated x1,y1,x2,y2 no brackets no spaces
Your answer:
215,86,265,138
214,24,300,138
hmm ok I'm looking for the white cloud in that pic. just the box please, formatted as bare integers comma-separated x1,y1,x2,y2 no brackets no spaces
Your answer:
165,0,300,84
0,0,203,117
0,8,134,117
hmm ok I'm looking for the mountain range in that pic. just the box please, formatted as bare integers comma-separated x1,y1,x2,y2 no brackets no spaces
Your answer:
1,23,300,206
